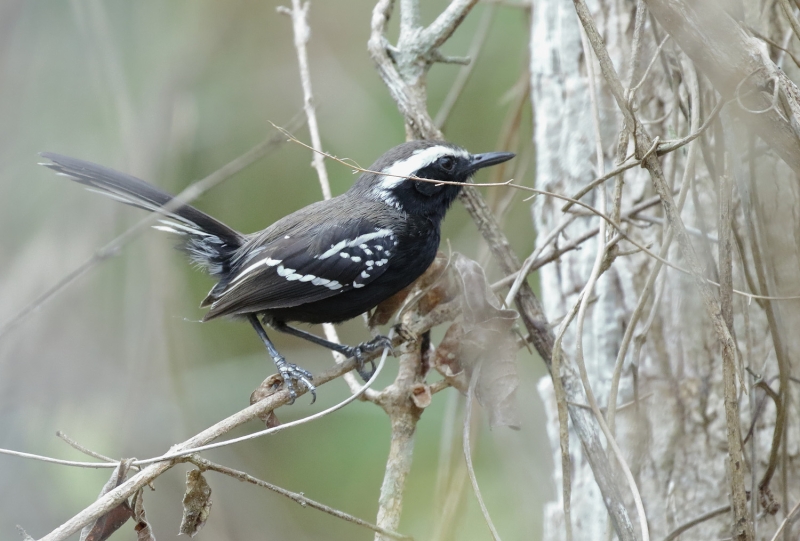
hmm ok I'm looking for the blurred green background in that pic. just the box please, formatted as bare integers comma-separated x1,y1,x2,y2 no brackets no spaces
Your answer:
0,1,551,539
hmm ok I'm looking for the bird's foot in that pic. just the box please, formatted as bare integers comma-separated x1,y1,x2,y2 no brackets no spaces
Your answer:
342,335,394,381
273,357,316,404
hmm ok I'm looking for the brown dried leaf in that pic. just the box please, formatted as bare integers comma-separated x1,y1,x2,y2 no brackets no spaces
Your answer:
432,323,469,393
250,374,282,428
180,469,212,537
132,490,156,541
416,253,458,315
452,254,521,429
79,460,134,541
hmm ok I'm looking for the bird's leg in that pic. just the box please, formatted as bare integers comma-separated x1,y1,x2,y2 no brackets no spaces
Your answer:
270,320,393,382
248,315,315,404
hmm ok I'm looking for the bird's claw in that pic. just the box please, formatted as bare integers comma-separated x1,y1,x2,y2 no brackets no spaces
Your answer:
346,335,393,382
276,359,316,404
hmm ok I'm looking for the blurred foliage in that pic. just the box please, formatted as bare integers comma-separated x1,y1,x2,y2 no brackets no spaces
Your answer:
0,1,551,539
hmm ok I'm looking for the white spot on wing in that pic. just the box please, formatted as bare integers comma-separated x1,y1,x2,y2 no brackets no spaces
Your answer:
346,230,393,248
318,229,394,259
319,239,347,259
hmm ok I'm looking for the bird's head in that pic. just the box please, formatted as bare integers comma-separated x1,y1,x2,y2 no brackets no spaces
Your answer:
351,140,515,220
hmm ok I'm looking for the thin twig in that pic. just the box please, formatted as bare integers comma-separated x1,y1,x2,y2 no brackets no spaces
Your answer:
768,497,800,541
579,26,650,540
278,1,330,198
4,346,390,476
189,456,413,540
572,0,752,536
778,0,800,54
607,58,701,437
656,98,725,155
0,449,119,469
135,341,391,466
660,504,732,541
56,431,141,474
279,124,800,303
748,26,800,71
434,4,496,129
278,0,369,398
725,112,790,503
369,0,639,537
32,341,391,541
463,364,501,540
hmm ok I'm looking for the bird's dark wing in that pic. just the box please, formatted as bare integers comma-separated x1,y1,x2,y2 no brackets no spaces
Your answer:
201,219,398,320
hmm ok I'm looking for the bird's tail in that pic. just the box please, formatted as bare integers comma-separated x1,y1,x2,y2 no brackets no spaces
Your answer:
40,152,244,277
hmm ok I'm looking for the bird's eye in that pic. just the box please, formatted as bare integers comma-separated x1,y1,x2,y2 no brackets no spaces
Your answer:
439,157,455,171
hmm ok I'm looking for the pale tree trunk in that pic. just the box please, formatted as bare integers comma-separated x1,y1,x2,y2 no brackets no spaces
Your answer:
531,0,800,540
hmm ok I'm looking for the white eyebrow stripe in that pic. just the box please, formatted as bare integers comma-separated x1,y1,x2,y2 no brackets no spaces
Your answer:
377,145,468,190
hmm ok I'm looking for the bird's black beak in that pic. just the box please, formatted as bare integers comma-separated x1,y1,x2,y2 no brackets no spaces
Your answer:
466,151,516,174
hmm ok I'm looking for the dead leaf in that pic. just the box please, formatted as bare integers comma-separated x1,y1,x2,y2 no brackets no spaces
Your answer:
452,254,521,429
132,489,156,541
250,374,282,428
79,460,135,541
432,323,468,393
415,253,458,315
180,469,212,537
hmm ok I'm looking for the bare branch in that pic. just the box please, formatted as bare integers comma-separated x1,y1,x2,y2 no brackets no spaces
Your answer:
660,505,732,541
645,0,800,176
768,497,800,541
423,0,479,51
278,0,370,398
35,351,377,541
434,4,496,129
189,456,412,540
572,0,753,536
278,0,331,198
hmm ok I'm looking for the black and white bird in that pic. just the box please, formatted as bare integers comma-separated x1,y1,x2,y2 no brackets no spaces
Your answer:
40,140,514,401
